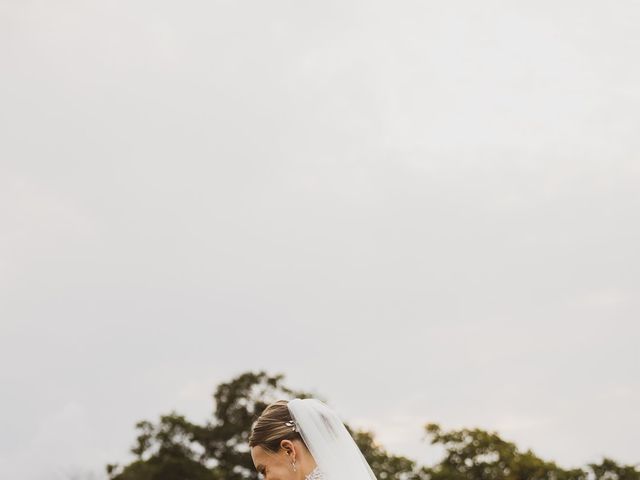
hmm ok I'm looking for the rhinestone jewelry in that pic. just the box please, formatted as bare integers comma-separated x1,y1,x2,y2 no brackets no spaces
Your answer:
305,467,323,480
284,420,298,432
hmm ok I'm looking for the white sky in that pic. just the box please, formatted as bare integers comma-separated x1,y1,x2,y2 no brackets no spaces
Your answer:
1,1,639,479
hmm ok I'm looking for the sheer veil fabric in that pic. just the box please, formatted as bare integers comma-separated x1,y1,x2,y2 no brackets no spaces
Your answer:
287,398,378,480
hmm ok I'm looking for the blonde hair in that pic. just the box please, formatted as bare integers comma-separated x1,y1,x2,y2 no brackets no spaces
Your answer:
249,400,303,452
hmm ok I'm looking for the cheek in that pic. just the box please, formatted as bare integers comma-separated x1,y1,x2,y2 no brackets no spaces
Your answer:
267,462,292,480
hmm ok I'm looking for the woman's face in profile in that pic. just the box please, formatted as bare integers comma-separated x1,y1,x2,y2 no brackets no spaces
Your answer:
250,445,296,480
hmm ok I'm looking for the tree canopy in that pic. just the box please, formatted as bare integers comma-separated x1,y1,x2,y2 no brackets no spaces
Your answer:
107,371,638,480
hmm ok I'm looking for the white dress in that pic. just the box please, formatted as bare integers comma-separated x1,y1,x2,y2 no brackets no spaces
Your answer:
305,467,323,480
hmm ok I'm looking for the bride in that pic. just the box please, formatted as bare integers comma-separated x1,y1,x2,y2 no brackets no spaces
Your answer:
249,398,377,480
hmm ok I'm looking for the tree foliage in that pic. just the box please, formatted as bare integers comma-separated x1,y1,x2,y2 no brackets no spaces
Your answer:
351,428,424,480
108,371,309,480
421,423,638,480
107,371,639,480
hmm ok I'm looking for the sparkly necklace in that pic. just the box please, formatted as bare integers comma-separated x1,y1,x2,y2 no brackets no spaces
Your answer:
305,467,323,480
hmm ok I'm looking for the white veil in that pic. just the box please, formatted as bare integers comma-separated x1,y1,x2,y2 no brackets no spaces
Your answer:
287,398,377,480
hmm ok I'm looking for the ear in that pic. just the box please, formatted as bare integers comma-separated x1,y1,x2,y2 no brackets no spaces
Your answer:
280,439,296,460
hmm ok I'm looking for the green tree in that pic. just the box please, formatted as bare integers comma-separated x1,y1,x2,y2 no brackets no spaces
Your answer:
106,414,213,480
107,371,416,480
588,458,640,480
107,371,306,480
107,372,638,480
421,424,638,480
351,429,422,480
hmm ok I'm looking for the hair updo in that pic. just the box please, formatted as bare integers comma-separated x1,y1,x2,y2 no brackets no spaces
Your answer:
249,400,303,452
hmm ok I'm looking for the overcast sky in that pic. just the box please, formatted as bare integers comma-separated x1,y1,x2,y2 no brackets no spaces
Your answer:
1,1,639,479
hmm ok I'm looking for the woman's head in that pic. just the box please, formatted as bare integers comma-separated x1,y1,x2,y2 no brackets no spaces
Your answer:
249,400,316,480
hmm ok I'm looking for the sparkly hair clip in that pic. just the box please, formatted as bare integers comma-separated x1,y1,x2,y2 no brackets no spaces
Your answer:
284,420,299,432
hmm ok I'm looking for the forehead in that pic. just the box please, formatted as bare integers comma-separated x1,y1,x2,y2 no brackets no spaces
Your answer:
250,445,271,466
